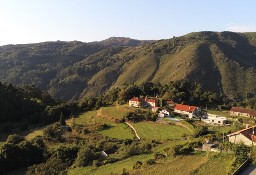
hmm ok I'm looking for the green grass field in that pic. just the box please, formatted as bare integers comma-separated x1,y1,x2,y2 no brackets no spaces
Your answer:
25,129,44,140
132,121,190,141
100,106,128,119
68,154,152,175
139,154,208,175
209,124,242,134
207,110,230,117
75,110,134,140
99,123,134,140
191,153,235,175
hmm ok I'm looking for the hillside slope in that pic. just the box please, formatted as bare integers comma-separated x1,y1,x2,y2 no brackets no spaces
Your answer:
1,32,256,100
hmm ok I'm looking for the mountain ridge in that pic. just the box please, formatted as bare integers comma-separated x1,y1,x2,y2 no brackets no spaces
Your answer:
1,31,256,101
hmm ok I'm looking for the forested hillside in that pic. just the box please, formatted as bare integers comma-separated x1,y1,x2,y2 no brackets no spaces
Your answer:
1,32,256,101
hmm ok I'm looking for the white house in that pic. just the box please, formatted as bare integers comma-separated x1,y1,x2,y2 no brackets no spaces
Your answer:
227,125,256,146
145,98,158,108
174,104,201,119
202,114,227,125
158,109,170,118
129,97,144,107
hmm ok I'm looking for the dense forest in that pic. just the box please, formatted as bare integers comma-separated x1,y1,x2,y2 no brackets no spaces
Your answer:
1,32,256,101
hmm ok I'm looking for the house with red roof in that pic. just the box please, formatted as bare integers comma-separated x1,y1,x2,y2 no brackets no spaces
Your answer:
174,104,201,119
128,97,159,108
145,98,158,108
230,107,256,118
128,97,144,108
227,125,256,146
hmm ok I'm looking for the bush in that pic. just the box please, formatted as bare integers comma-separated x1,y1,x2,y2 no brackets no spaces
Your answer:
75,147,98,167
146,159,156,165
6,134,24,144
133,161,142,169
26,156,68,175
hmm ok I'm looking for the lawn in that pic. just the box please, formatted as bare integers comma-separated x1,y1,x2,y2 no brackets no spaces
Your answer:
209,124,243,134
25,129,44,140
99,123,134,140
100,106,128,119
207,110,230,117
67,154,152,175
191,153,235,175
139,154,208,175
75,110,134,140
132,121,190,141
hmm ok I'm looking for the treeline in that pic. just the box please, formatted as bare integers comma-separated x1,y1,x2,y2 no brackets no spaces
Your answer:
0,82,78,132
79,80,224,109
0,80,227,127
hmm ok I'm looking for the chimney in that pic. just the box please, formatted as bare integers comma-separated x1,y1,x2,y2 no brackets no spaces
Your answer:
246,124,249,129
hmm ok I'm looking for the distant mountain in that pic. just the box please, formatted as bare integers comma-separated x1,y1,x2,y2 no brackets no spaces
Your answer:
0,32,256,101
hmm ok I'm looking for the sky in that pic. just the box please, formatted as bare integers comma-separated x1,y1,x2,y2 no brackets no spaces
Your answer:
0,0,256,46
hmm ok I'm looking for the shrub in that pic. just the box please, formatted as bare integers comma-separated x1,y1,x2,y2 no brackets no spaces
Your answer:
146,159,156,165
133,161,142,169
75,147,98,167
6,134,24,144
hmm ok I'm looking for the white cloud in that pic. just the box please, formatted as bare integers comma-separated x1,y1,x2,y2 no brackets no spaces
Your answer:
226,24,256,32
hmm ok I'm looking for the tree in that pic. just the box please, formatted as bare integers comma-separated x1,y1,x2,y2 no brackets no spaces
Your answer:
59,112,66,126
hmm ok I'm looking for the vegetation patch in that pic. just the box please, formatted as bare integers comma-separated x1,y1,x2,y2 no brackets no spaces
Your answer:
132,121,190,141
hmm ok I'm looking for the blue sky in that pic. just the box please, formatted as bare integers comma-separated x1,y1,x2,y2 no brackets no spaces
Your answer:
0,0,256,45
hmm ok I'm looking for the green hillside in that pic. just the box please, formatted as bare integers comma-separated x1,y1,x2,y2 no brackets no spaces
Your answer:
1,32,256,100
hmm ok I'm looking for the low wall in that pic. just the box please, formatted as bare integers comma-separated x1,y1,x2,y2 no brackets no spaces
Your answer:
232,159,252,175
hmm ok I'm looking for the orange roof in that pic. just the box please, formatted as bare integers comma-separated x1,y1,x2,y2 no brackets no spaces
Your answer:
227,125,256,142
129,97,143,102
145,98,157,103
230,107,256,117
174,104,198,112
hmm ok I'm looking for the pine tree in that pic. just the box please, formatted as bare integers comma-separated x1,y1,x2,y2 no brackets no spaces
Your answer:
59,112,66,126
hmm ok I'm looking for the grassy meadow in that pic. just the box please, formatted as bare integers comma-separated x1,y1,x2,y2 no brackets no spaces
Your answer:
132,121,190,141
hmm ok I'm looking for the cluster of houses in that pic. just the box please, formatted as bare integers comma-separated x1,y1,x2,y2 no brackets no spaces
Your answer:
129,97,256,147
129,97,256,148
129,97,256,124
128,97,227,124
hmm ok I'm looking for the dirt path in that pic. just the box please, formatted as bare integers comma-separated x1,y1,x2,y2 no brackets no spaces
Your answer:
125,122,141,140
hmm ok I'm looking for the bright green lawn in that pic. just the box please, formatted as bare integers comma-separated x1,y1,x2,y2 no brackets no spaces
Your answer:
25,129,44,140
100,106,128,119
209,124,242,134
68,154,152,175
191,153,235,175
99,123,134,140
132,121,190,141
207,110,230,117
75,111,134,140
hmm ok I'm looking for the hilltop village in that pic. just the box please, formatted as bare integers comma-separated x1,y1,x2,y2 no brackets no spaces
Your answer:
128,97,256,146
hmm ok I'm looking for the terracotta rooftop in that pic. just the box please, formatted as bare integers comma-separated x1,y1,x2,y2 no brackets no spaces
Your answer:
227,125,256,142
145,98,157,103
174,104,199,113
129,97,144,102
230,107,256,117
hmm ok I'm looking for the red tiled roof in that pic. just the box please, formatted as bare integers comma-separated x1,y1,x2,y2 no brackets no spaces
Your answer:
230,107,256,117
129,97,143,102
145,98,157,103
227,125,256,142
174,104,198,112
